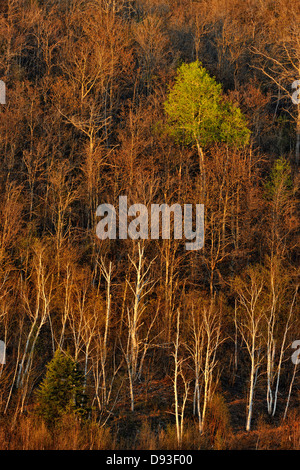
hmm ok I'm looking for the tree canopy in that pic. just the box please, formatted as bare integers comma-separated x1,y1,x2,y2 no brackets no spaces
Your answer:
164,61,251,150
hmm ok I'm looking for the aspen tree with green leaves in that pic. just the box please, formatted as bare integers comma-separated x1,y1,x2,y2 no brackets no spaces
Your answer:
164,61,250,196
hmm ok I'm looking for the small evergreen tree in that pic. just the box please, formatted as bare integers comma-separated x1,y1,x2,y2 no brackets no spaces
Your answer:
35,350,87,428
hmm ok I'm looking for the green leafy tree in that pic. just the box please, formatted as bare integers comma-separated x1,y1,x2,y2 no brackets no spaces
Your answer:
35,350,87,427
265,157,292,198
164,61,250,193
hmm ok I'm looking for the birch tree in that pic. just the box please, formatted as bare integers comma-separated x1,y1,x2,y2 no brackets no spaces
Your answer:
172,308,190,448
187,298,224,434
233,266,265,431
124,243,157,412
16,242,54,412
264,258,298,417
91,257,123,418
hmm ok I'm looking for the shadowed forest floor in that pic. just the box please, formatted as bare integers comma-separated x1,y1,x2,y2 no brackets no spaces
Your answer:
0,375,299,450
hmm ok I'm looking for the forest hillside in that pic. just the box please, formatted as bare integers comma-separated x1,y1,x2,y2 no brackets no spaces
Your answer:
0,0,299,450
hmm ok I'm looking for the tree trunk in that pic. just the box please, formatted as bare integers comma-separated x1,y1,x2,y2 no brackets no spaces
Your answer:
296,103,300,165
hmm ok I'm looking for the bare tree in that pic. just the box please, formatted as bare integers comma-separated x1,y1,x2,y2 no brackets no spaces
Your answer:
251,0,300,164
123,243,156,411
187,298,224,434
172,308,190,448
234,266,265,431
16,242,54,413
270,284,298,417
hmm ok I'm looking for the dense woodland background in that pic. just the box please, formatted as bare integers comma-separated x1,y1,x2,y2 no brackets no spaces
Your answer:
0,0,299,450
